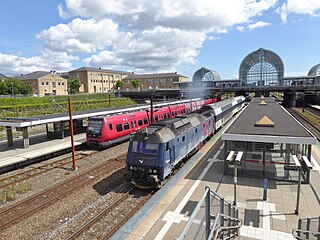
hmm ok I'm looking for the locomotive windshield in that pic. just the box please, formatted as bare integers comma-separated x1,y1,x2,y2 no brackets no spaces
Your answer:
88,118,103,134
131,141,159,155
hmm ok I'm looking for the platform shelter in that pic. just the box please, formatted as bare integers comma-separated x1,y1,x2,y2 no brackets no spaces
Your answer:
222,97,317,183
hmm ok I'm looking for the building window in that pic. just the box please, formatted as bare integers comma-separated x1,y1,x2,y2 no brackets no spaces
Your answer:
46,82,49,85
52,82,56,87
62,82,65,86
58,82,61,86
42,82,45,85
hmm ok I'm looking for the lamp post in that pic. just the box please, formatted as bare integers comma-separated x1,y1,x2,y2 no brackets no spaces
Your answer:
100,73,104,93
11,82,14,97
108,74,111,92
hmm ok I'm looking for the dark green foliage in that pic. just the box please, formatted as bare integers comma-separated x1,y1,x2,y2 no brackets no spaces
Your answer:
116,80,124,89
0,78,32,95
67,78,81,94
131,79,140,89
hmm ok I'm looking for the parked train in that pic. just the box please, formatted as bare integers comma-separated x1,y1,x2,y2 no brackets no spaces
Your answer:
125,96,245,188
86,98,216,147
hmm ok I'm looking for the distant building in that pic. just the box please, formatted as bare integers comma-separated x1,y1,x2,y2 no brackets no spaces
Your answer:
0,73,8,81
68,67,132,93
16,71,68,96
122,72,188,91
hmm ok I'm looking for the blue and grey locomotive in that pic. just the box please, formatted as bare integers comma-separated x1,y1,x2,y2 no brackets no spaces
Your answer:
125,96,245,188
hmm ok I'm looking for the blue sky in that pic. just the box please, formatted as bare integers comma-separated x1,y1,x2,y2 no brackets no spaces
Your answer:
0,0,319,80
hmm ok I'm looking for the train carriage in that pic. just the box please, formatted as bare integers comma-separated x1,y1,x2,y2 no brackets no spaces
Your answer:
126,96,245,188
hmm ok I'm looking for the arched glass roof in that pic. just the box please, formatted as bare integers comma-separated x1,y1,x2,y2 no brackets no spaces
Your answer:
239,48,284,86
308,64,320,76
192,67,221,87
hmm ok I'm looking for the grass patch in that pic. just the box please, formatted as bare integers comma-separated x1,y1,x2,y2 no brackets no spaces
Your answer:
0,184,32,204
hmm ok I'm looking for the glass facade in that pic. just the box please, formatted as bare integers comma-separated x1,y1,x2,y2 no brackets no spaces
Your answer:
239,48,284,86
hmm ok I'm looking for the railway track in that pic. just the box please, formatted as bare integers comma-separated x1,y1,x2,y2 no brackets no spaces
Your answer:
0,154,126,230
65,184,153,240
287,108,320,140
0,149,99,190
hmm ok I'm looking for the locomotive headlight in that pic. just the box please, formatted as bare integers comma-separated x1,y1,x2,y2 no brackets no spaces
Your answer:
129,166,133,170
153,169,157,173
133,167,137,171
148,169,152,173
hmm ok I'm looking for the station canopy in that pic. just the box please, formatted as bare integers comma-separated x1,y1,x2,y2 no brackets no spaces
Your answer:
239,48,284,86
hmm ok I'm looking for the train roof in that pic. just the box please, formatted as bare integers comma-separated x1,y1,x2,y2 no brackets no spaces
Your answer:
199,96,244,116
133,114,202,143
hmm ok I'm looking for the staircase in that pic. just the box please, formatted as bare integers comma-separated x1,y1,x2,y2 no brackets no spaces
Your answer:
178,186,242,240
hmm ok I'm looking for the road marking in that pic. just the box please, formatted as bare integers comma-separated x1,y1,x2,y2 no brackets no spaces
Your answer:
154,144,223,240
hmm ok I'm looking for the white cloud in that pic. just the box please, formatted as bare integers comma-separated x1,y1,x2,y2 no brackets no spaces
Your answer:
0,50,78,76
37,18,120,53
247,21,271,30
2,0,280,75
278,0,320,24
52,0,278,72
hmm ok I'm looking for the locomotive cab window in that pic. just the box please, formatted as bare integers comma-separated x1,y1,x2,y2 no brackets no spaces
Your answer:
116,124,123,132
138,119,143,126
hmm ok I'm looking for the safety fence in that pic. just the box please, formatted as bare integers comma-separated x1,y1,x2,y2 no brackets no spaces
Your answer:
177,186,242,240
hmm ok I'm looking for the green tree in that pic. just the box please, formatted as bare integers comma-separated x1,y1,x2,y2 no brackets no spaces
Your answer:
68,78,81,94
116,80,124,89
0,78,32,95
131,80,140,89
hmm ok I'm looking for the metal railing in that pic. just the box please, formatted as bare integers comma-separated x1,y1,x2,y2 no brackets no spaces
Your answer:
177,186,242,240
293,217,320,240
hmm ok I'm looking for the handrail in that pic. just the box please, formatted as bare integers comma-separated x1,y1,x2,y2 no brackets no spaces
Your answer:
208,213,242,240
177,187,210,240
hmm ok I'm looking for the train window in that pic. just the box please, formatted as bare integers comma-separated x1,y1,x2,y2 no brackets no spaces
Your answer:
134,120,137,127
168,112,171,118
182,136,185,141
164,113,167,119
177,138,179,142
131,121,134,128
172,112,175,117
195,128,198,133
203,123,206,127
116,124,123,132
109,124,113,130
138,119,143,126
143,118,148,124
155,116,159,121
124,122,130,130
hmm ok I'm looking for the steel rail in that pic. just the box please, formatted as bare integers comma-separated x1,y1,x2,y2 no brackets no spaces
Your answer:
0,155,126,230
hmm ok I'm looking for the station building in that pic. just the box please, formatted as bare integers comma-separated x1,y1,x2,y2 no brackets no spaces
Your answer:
68,67,132,93
122,72,188,91
16,71,68,96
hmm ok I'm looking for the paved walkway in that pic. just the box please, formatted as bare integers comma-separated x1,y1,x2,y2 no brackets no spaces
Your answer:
114,139,320,240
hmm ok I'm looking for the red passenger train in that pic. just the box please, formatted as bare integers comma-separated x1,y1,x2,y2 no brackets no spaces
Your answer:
86,98,216,148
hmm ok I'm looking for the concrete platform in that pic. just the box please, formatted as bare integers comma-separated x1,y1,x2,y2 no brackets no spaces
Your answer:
0,133,86,169
112,134,320,240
